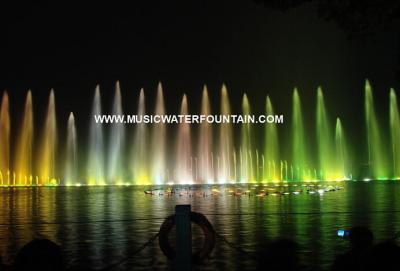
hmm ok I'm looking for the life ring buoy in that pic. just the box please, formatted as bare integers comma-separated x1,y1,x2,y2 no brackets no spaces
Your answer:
158,211,215,264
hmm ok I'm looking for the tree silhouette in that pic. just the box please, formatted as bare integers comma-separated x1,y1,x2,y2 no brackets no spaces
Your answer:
254,0,400,78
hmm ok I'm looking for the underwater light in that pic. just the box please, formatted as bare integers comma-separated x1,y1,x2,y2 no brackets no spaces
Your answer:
206,179,214,184
377,177,389,180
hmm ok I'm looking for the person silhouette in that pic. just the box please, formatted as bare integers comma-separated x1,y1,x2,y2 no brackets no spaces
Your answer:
332,226,373,271
258,238,302,271
365,240,400,271
13,239,63,271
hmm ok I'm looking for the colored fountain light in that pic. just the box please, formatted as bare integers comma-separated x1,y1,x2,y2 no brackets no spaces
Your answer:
87,85,105,185
365,80,389,179
0,80,399,186
131,88,149,185
0,91,10,185
264,95,279,182
292,88,308,181
14,91,34,186
390,88,400,179
65,112,77,186
198,86,214,183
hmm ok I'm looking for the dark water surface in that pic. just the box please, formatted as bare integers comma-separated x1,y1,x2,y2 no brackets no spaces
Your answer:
0,181,399,270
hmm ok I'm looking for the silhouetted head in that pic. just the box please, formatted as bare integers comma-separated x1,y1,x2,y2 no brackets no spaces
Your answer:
349,226,373,249
14,239,63,271
258,238,300,271
366,240,400,271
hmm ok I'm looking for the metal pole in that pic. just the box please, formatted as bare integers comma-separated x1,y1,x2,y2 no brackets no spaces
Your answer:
175,205,192,270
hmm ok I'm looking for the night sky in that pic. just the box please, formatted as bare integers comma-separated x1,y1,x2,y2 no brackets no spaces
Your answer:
1,1,399,163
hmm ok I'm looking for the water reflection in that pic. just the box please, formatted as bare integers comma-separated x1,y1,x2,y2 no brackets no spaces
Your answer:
0,182,399,270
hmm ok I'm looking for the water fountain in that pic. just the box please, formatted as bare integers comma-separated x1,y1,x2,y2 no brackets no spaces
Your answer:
64,112,77,185
107,82,125,184
131,88,148,185
292,88,309,181
218,85,234,183
316,87,332,180
38,89,57,185
197,86,213,183
87,85,105,185
264,96,279,181
151,83,166,185
240,94,254,182
365,80,388,179
335,118,348,180
14,91,33,185
390,88,400,178
175,95,192,184
0,80,399,186
0,92,10,185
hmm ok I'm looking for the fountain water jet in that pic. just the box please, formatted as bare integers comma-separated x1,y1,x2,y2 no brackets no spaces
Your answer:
264,96,279,181
198,86,213,183
0,92,10,185
316,87,333,180
107,82,125,183
390,88,400,178
365,80,388,179
292,88,308,180
38,89,58,185
64,113,77,185
131,88,148,184
175,94,192,184
219,85,233,182
240,94,254,182
14,91,34,185
87,86,105,185
151,83,166,184
335,118,348,179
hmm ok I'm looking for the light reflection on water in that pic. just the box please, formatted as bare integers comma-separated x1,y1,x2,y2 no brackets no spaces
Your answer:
0,182,399,270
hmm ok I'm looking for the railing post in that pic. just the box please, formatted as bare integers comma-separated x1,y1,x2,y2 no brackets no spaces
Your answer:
175,204,192,270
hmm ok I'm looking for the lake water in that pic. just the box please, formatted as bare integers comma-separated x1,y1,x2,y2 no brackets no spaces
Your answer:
0,181,399,270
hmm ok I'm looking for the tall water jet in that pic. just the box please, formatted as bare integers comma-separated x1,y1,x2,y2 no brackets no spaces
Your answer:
198,86,213,182
219,85,234,182
65,113,78,185
335,118,348,179
0,92,10,184
240,94,254,182
87,85,105,185
131,88,148,184
151,83,166,184
365,80,388,179
390,88,400,178
38,89,57,185
15,91,33,185
107,82,125,184
316,87,333,180
175,94,192,184
264,96,279,181
292,88,308,180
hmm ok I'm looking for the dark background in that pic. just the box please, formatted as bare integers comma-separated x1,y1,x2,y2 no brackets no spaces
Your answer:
0,0,399,166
